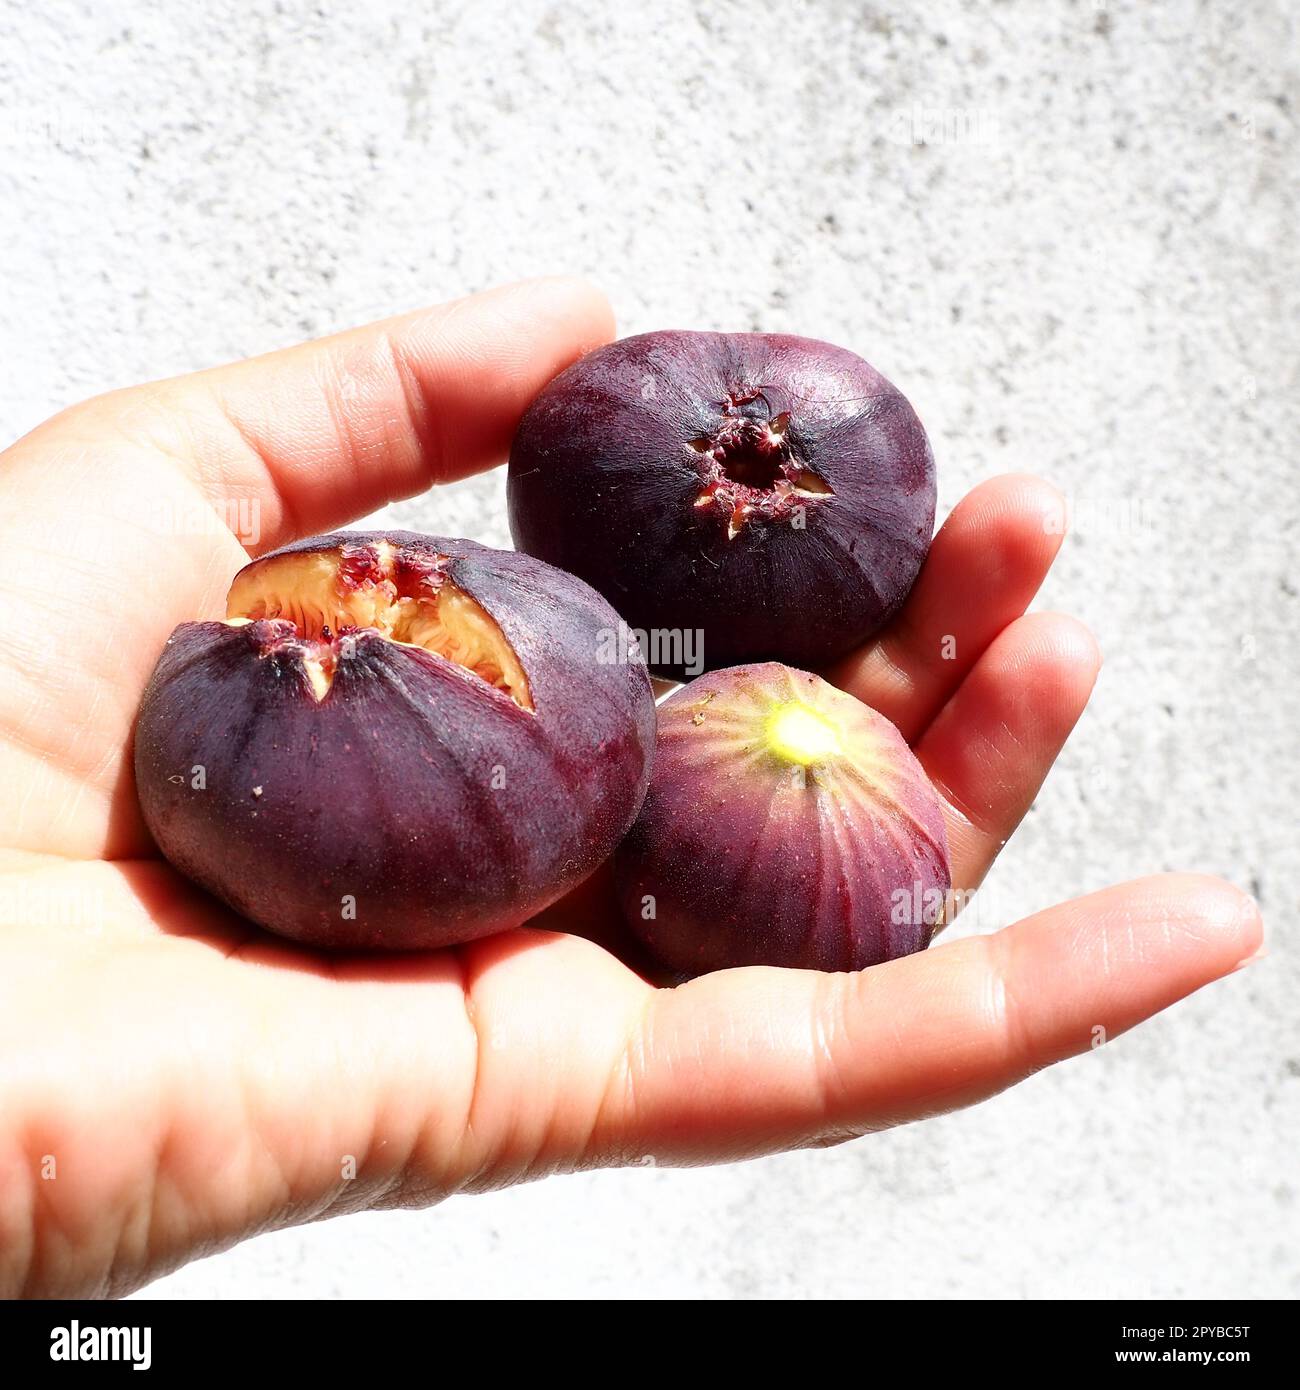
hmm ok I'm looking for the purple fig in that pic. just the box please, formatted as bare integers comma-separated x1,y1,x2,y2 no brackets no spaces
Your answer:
134,531,656,950
614,662,950,975
508,331,936,679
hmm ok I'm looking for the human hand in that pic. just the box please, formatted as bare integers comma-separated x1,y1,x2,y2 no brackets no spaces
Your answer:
0,279,1261,1297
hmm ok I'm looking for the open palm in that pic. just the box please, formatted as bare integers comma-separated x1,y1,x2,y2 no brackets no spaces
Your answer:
0,279,1260,1298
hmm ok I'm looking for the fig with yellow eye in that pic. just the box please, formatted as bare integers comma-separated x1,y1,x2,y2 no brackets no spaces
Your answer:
614,662,950,975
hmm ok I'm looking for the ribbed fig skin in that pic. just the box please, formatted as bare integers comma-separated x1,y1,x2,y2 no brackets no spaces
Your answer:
508,331,935,679
614,663,949,975
135,532,656,950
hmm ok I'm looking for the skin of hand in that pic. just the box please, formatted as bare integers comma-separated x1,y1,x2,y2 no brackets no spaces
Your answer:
0,278,1261,1299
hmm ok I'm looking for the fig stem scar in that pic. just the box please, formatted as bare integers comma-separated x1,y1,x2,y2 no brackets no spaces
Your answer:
765,702,842,765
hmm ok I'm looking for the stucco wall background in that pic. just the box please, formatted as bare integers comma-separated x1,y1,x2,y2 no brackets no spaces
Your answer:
1,0,1295,1299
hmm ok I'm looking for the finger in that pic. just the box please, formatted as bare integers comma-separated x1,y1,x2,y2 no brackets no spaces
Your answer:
918,611,1101,894
83,277,614,552
825,474,1066,741
597,875,1261,1164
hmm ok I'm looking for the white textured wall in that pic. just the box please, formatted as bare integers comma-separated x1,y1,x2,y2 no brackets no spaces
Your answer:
2,0,1295,1299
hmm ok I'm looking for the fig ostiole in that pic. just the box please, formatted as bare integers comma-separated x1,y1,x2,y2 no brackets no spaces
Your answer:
614,662,951,976
508,330,936,679
134,531,656,951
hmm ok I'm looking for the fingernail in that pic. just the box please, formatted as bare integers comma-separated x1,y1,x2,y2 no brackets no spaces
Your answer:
1232,944,1267,973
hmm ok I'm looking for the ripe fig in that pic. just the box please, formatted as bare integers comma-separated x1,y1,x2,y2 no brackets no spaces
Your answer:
135,532,655,950
614,663,950,975
507,331,936,679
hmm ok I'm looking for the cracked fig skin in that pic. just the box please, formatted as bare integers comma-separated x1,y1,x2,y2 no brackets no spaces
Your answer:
134,531,656,950
614,663,950,975
507,330,936,678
